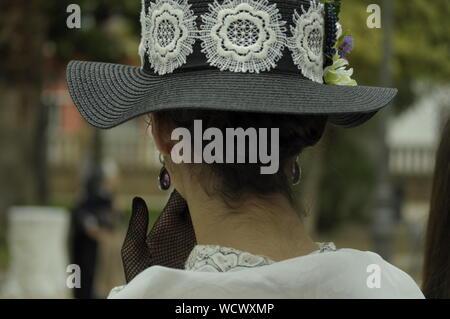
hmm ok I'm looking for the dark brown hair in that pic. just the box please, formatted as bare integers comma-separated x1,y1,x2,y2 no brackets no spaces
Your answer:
154,110,327,207
422,117,450,299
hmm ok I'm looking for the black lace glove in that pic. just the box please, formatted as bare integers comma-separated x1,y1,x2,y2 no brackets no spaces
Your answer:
121,189,197,283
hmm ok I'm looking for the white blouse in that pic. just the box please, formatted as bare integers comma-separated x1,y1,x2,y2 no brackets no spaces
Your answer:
108,243,424,299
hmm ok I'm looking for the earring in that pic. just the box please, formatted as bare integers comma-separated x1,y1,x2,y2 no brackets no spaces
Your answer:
158,153,171,191
292,156,301,185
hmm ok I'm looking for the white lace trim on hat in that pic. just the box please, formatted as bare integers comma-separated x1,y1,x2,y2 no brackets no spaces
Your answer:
140,0,198,75
199,0,287,73
288,0,325,83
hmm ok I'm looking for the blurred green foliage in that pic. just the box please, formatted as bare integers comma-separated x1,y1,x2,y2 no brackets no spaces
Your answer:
316,125,377,232
0,240,8,272
314,0,449,231
341,0,450,111
43,0,141,63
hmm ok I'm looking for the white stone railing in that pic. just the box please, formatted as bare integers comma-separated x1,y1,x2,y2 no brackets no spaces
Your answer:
389,145,436,176
47,132,159,169
1,207,70,298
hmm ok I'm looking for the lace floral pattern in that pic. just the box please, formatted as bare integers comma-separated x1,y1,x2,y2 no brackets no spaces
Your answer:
314,242,336,254
288,0,325,83
199,0,287,73
140,0,198,75
138,0,336,79
185,242,336,272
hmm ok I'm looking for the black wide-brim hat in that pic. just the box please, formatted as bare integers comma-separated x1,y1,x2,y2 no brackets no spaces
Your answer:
67,0,397,129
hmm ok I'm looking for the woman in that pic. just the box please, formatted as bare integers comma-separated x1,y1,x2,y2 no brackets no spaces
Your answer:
422,118,450,299
66,0,423,298
70,161,115,298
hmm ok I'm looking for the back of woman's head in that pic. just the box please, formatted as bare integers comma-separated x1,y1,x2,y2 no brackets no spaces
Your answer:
155,110,327,206
422,117,450,298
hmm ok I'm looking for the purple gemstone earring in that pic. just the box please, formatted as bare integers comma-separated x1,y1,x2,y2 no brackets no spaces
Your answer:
292,156,301,186
158,154,171,191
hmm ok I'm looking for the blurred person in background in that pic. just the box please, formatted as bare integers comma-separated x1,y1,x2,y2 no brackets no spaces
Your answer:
93,158,125,297
422,118,450,299
70,160,117,299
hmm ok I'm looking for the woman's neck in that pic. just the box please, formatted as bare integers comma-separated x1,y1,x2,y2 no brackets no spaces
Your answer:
183,186,318,262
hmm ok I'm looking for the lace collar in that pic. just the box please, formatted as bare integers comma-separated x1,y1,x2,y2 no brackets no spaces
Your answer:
184,242,336,272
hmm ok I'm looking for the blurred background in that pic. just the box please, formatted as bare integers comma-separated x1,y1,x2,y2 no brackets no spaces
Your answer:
0,0,449,298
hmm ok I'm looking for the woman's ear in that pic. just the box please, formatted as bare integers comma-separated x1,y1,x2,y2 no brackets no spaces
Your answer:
151,113,174,156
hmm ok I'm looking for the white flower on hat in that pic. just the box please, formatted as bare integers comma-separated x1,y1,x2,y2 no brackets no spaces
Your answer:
336,22,342,41
199,0,287,73
288,0,325,83
139,0,198,75
323,53,357,86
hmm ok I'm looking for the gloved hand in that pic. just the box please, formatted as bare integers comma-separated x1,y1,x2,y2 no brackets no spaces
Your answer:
121,189,197,283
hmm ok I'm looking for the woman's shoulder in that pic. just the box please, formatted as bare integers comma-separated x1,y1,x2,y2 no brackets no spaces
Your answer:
107,265,233,299
108,247,424,299
298,247,424,298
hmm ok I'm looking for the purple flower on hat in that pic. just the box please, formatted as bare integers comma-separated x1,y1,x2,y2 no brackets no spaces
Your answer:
338,35,353,60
